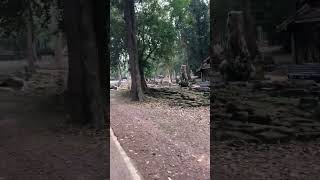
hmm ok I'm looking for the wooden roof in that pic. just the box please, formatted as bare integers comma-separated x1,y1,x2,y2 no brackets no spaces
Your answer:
277,4,320,32
196,56,211,73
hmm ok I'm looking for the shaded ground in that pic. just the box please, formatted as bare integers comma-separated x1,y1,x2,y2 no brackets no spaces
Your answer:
0,61,107,180
213,141,320,180
110,90,210,180
212,78,320,179
213,80,320,143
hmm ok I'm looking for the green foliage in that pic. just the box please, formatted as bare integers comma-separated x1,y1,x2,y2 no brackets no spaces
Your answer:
0,0,54,36
184,0,210,71
0,0,60,52
136,0,179,77
110,4,126,69
110,0,210,78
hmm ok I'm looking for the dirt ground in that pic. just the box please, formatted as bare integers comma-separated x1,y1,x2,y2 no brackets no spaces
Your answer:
212,79,320,180
0,61,107,180
213,141,320,180
110,90,210,180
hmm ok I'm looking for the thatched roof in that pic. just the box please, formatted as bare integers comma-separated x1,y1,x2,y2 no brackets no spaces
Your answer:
277,4,320,32
196,56,210,73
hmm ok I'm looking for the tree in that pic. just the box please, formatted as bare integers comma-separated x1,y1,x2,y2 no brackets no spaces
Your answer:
242,0,260,60
111,0,209,91
51,0,64,67
123,0,144,101
62,0,107,128
111,2,126,85
136,0,178,90
0,0,53,72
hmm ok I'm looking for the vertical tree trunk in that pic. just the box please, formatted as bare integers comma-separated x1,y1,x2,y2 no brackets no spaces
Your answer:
168,69,172,84
63,0,107,128
138,53,148,91
80,0,106,128
92,0,109,123
117,62,122,86
55,32,64,68
140,66,148,91
63,0,87,124
243,0,260,60
124,0,143,101
25,6,35,72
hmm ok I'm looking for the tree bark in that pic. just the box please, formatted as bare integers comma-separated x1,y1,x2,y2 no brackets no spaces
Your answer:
138,50,148,91
55,32,64,68
80,0,106,128
140,64,148,91
63,0,87,124
92,0,109,122
168,69,172,84
25,4,36,73
117,62,122,86
124,0,143,101
62,0,107,128
243,0,260,60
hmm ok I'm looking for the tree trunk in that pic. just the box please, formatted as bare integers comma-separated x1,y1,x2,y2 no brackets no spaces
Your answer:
168,69,172,84
80,0,106,128
55,32,64,68
186,64,192,80
243,0,260,60
63,0,106,128
124,0,143,101
63,0,87,124
140,65,148,91
25,5,36,73
138,52,148,91
92,0,109,122
117,62,122,86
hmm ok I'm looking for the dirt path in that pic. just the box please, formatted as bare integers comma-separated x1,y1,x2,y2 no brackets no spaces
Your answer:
110,90,210,180
0,60,107,180
213,141,320,180
0,91,107,180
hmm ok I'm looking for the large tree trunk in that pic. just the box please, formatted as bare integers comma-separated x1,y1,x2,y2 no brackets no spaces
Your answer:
63,0,107,128
140,65,148,91
81,0,106,128
63,0,87,124
124,0,143,101
92,0,109,121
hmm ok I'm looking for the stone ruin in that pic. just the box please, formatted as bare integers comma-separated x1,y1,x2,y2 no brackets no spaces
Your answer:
213,79,320,144
179,64,191,87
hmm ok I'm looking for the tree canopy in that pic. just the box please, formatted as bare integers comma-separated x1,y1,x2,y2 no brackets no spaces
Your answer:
111,0,210,80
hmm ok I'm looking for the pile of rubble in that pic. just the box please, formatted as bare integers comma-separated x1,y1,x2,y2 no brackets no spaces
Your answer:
146,87,210,107
0,69,66,96
213,79,320,144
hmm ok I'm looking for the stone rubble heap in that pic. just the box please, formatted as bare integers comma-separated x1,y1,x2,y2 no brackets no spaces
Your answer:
213,79,320,144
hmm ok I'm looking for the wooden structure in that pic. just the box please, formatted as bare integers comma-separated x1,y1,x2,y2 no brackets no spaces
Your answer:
287,64,320,81
196,56,210,82
277,0,320,64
